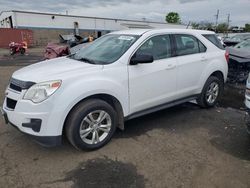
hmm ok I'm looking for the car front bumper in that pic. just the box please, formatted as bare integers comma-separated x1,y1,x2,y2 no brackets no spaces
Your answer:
1,107,61,147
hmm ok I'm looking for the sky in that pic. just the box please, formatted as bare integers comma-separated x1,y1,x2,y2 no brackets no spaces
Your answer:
0,0,250,26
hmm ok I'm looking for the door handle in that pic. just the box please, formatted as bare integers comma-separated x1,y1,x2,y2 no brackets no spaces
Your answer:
165,64,176,70
201,56,207,61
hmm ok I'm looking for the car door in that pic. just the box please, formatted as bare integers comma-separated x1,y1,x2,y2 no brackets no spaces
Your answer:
173,34,207,98
128,34,178,114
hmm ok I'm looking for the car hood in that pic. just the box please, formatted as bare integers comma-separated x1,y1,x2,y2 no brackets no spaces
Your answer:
12,57,103,82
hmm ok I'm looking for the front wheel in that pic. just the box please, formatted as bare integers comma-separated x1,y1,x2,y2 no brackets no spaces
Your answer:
10,49,15,55
197,76,223,108
65,99,117,150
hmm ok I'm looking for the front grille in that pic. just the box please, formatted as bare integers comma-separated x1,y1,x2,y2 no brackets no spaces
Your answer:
9,78,35,92
6,98,17,110
9,83,22,92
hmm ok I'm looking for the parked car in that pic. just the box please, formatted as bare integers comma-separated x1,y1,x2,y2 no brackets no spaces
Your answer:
1,29,228,150
224,33,250,47
216,34,225,47
245,75,250,134
69,42,91,54
44,43,70,59
44,36,94,59
59,34,95,47
227,39,250,83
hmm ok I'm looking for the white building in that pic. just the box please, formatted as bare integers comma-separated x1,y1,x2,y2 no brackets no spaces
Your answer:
0,10,186,45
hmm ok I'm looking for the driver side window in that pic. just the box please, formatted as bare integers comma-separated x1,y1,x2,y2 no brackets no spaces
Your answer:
136,35,172,61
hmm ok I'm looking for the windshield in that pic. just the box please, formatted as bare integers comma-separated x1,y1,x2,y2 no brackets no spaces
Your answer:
69,34,140,64
234,39,250,49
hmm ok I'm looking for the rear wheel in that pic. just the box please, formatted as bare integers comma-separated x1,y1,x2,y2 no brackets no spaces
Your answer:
197,76,223,108
65,99,117,150
20,48,25,55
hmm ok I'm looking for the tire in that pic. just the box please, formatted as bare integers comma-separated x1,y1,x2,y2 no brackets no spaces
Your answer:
20,48,25,55
10,49,14,55
65,99,117,150
196,76,223,108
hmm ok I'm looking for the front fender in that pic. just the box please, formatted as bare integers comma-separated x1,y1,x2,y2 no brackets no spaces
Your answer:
49,78,129,135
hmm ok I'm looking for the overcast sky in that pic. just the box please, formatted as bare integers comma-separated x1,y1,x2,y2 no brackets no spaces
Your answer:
0,0,250,26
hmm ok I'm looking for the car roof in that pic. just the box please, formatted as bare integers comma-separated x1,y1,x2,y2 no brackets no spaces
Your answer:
111,29,150,35
111,29,215,36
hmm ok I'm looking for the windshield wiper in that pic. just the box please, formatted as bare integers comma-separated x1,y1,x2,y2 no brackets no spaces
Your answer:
67,53,75,57
78,58,96,64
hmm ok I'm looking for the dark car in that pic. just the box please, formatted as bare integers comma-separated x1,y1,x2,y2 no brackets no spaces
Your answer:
227,39,250,82
224,33,250,47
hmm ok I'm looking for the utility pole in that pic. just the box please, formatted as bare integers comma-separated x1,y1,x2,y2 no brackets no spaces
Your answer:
215,9,219,32
226,13,231,37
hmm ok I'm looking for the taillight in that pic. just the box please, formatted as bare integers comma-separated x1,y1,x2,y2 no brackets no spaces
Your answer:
225,50,229,63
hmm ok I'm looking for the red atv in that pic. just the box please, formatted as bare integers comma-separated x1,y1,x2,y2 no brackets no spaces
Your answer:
9,41,27,55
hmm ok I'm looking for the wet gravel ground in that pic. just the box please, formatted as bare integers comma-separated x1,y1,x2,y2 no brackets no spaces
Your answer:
0,54,249,188
0,54,44,66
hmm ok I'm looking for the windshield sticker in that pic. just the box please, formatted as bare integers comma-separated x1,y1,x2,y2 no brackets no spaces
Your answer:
118,36,135,41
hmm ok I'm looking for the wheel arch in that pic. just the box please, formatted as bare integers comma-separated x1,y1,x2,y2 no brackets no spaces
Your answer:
210,70,225,83
63,93,125,135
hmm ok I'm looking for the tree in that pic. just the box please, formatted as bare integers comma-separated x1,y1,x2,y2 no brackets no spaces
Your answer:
165,12,181,24
203,22,214,31
191,21,214,30
245,23,250,32
216,23,228,33
191,22,200,29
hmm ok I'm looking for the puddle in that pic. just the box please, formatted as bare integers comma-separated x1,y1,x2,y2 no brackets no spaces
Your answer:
64,157,145,188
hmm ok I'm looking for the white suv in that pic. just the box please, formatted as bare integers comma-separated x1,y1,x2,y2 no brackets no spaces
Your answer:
1,29,228,150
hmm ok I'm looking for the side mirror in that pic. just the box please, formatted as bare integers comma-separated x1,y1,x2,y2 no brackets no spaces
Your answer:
130,53,154,65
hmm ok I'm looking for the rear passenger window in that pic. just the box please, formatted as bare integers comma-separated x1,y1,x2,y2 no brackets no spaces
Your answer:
198,41,207,53
136,35,172,60
174,34,205,56
202,34,224,50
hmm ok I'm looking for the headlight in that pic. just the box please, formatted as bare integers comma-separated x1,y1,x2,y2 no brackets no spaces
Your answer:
23,80,61,103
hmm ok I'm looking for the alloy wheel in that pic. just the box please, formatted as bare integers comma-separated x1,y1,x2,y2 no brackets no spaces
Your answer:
79,110,112,145
206,82,219,104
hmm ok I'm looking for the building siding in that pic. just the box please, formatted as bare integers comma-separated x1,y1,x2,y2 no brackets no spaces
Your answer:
0,28,33,48
0,10,186,46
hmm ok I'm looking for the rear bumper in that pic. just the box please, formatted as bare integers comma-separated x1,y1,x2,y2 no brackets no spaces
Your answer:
1,107,61,147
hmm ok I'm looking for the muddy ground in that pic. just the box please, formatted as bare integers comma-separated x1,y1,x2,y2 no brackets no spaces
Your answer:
0,52,249,188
